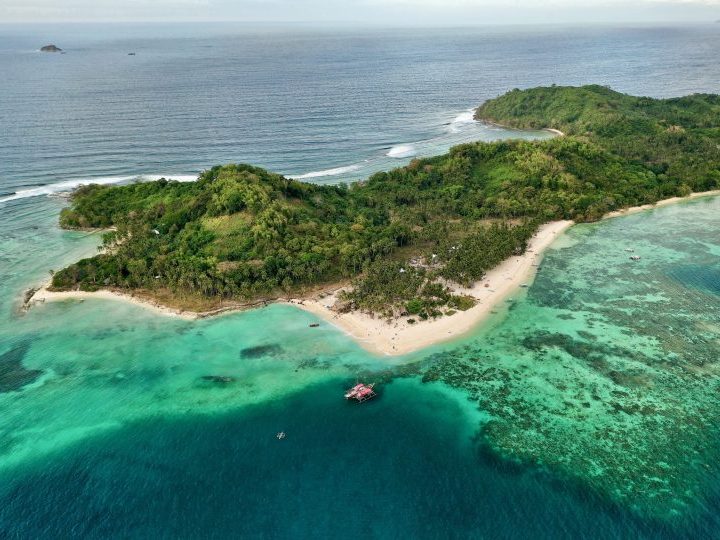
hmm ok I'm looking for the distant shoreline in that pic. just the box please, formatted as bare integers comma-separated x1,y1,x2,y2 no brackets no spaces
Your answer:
24,189,720,357
602,189,720,219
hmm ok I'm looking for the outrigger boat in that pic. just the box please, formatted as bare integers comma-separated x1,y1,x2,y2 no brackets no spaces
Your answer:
344,382,377,403
344,383,365,399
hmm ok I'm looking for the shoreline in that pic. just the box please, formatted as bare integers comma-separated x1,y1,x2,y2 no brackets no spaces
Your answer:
24,220,573,356
602,190,720,219
476,118,565,138
25,189,720,357
27,287,201,320
25,285,284,321
289,220,573,356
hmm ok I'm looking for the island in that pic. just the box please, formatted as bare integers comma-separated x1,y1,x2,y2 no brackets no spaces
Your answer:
33,85,720,354
40,44,62,52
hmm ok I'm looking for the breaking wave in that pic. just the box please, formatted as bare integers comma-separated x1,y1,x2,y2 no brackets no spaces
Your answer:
448,110,477,132
386,144,417,158
287,164,363,180
0,174,198,204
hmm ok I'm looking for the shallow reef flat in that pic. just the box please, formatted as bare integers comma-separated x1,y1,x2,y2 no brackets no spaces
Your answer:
2,195,720,531
417,196,720,519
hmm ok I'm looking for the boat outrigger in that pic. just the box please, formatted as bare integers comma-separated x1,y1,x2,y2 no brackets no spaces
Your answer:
344,382,377,403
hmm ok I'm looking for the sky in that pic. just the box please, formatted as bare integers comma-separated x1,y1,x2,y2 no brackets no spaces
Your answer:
0,0,719,24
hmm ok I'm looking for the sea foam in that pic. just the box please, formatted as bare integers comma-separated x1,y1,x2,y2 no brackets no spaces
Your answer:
448,110,477,132
0,174,198,204
288,164,363,180
386,144,417,158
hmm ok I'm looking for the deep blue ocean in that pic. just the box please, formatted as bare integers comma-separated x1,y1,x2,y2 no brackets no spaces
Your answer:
1,23,720,539
1,23,719,196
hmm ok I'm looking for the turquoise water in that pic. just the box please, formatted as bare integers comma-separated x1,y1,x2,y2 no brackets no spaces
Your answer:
3,23,720,538
2,189,720,536
420,196,720,522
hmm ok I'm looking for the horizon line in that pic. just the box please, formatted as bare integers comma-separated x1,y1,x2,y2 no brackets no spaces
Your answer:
1,19,718,26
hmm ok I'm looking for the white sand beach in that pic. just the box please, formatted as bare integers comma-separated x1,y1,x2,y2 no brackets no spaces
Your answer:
28,286,200,319
603,190,720,219
25,189,720,357
289,220,573,356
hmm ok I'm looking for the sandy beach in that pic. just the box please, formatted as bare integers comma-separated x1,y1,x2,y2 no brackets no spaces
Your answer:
25,189,720,357
25,220,571,355
289,220,573,356
27,287,201,319
294,187,720,356
603,190,720,219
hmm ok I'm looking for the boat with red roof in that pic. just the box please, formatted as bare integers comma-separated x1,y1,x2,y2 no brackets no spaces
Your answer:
344,382,376,403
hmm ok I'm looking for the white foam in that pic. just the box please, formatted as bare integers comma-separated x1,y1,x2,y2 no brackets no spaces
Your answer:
0,174,198,204
288,164,363,180
386,144,417,158
448,110,477,132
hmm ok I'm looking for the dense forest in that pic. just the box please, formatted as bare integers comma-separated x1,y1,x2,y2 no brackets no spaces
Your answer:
52,85,720,316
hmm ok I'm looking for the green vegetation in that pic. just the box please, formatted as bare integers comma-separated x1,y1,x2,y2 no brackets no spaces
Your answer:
53,85,720,314
339,259,481,320
476,84,720,203
341,222,534,318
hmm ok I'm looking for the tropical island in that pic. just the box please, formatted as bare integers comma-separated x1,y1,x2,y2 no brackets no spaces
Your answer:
34,85,720,353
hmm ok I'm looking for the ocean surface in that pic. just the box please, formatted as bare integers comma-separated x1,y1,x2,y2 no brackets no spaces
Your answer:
1,23,720,538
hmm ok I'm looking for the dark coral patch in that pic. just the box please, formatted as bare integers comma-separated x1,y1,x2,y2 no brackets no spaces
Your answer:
239,344,284,359
0,343,43,393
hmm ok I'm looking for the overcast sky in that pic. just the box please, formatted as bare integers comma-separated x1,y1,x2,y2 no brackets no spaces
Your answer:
1,0,719,24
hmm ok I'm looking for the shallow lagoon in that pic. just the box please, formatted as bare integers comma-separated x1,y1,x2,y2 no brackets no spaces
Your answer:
1,195,720,537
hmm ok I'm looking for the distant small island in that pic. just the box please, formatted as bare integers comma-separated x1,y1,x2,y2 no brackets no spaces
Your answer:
40,44,62,53
34,85,720,353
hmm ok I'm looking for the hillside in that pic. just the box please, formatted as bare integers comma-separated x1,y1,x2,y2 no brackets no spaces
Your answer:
51,86,720,315
476,84,720,193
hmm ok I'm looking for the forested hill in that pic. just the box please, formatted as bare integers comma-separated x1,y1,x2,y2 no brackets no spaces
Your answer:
476,84,720,193
51,86,720,315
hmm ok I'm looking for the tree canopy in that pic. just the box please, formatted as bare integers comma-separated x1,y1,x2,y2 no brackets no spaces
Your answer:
52,85,720,315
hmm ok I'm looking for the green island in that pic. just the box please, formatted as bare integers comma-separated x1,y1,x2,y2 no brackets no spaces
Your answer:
52,85,720,318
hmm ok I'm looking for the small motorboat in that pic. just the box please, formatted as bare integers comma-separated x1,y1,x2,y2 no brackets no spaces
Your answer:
276,432,286,440
630,255,641,261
